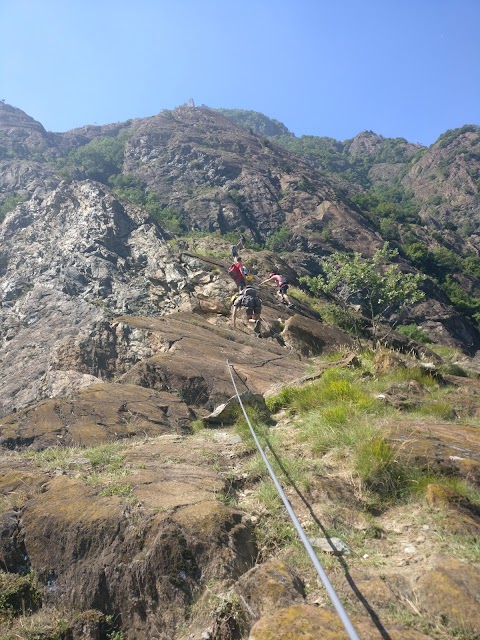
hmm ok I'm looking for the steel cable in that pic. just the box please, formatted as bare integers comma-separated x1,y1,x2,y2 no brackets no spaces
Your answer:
226,359,361,640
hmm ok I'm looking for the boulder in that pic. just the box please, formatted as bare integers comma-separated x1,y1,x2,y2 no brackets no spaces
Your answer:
0,436,256,640
203,393,267,425
281,315,353,357
248,604,432,639
415,557,480,634
235,560,305,622
0,383,192,450
118,314,306,411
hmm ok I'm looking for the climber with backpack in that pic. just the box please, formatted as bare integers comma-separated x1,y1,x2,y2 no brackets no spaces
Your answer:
231,285,262,334
228,257,247,291
261,272,292,306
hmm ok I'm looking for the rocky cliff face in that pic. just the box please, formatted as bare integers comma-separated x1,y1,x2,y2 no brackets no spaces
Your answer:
402,127,480,236
0,179,186,416
0,177,326,420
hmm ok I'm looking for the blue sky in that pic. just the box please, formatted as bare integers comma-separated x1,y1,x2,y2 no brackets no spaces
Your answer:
1,0,479,145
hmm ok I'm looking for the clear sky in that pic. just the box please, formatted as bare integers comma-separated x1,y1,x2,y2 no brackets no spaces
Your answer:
1,0,479,146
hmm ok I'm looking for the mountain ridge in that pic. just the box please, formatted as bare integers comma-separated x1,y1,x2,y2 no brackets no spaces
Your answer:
1,102,480,640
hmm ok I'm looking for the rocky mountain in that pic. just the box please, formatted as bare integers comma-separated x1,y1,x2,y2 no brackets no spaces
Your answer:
1,102,479,353
0,102,480,639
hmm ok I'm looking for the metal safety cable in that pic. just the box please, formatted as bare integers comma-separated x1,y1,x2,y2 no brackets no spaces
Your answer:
226,359,361,640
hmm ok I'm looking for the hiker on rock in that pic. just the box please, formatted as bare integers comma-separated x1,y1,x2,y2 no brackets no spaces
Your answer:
228,256,246,291
261,272,292,306
230,244,239,260
238,233,246,250
231,285,262,333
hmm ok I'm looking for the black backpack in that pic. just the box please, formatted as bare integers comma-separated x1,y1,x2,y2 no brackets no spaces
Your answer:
241,287,259,310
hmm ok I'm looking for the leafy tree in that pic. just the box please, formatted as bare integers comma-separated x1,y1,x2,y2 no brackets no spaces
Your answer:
441,276,480,325
436,124,480,149
58,131,129,183
352,186,420,226
463,256,480,279
214,109,292,136
301,243,425,347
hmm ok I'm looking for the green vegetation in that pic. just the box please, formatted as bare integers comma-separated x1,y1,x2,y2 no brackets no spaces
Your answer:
301,243,425,346
396,323,431,344
57,131,129,183
144,193,185,234
265,225,293,253
109,174,185,234
214,108,292,137
262,360,478,507
24,442,136,500
274,135,350,175
0,194,27,222
0,572,40,621
352,186,420,226
109,173,145,205
99,482,134,498
436,124,480,150
401,241,480,326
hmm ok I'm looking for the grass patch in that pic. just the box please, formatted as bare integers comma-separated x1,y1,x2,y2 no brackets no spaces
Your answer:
234,406,270,453
355,437,409,499
255,478,282,511
415,401,456,420
396,323,431,344
254,512,298,560
271,367,377,415
25,442,128,473
190,418,206,432
428,344,464,360
298,406,376,454
99,482,134,499
25,442,137,500
382,365,439,388
438,362,470,377
265,386,296,413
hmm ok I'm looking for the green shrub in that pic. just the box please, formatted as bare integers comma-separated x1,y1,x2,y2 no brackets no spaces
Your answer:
265,225,293,253
265,387,296,413
144,192,184,234
0,194,27,222
58,131,129,183
109,173,146,205
416,402,456,420
320,303,362,335
355,437,408,498
396,324,431,344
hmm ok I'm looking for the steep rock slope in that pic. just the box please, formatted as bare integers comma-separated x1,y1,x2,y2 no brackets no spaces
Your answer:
402,126,480,236
122,106,382,254
0,178,323,419
0,179,189,416
0,103,61,207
